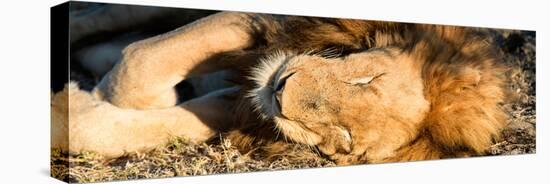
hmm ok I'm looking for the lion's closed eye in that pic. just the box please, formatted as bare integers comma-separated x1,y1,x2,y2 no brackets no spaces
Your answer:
342,73,385,86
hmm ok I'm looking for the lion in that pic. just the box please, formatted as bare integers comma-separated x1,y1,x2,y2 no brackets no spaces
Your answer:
52,10,508,165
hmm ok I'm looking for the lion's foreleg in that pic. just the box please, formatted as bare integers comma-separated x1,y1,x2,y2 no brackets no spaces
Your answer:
52,83,239,157
93,12,255,109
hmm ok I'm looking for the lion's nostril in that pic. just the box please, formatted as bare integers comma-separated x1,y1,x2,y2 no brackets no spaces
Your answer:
275,89,283,107
274,72,294,111
275,77,287,92
275,72,295,92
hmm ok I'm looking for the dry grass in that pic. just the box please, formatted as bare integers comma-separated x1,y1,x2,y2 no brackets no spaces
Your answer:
51,30,536,183
52,137,335,183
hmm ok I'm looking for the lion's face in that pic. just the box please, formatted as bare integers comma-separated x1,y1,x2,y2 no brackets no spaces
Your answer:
249,48,431,162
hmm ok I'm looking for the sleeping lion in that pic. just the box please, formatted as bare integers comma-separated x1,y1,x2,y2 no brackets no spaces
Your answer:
52,10,508,165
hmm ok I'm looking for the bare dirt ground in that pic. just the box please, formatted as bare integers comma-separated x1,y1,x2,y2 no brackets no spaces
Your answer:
51,29,536,183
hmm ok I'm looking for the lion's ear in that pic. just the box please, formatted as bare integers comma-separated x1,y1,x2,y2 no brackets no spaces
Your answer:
455,67,482,91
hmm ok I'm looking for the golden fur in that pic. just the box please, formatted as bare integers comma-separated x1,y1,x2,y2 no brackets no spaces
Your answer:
52,12,508,164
